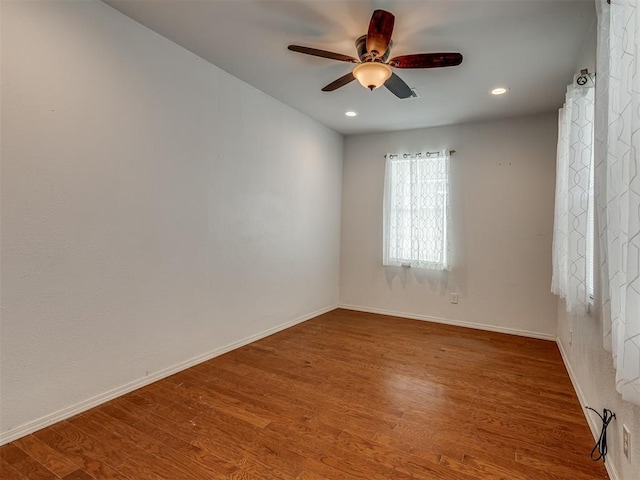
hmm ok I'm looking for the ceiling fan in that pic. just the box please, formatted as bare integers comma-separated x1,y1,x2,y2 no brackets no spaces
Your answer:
288,10,463,99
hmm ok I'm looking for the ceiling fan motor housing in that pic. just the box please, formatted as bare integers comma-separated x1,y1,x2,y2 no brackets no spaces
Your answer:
356,35,392,62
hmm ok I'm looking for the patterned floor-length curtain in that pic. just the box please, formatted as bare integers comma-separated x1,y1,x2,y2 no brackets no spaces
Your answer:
595,0,640,406
551,77,595,316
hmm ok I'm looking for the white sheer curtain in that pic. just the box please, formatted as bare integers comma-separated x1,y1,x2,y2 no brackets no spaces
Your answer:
595,0,640,406
551,77,595,316
383,152,449,270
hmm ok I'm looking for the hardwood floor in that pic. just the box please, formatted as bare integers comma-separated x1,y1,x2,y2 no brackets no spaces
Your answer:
1,309,609,479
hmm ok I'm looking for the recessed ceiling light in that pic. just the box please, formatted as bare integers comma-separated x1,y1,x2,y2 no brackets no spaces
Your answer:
491,87,509,95
345,111,358,117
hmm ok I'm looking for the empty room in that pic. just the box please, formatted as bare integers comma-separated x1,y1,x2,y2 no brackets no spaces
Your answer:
1,0,639,479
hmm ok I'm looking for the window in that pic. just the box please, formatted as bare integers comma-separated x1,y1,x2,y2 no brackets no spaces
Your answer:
383,151,449,270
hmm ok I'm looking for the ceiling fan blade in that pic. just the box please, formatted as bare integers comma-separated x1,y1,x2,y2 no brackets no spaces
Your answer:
389,53,463,69
322,72,356,92
288,45,358,63
366,10,394,58
384,73,413,99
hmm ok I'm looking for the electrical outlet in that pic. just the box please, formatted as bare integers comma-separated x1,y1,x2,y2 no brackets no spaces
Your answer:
450,292,458,304
623,425,631,460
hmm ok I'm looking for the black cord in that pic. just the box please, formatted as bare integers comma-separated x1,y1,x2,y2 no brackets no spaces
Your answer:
585,407,615,463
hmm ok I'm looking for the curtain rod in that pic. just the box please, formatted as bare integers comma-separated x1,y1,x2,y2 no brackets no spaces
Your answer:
384,150,455,159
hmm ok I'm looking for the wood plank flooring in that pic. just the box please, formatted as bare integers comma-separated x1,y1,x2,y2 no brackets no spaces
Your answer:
1,309,609,479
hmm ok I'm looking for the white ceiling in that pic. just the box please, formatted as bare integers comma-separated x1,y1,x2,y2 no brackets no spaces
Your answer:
102,0,595,135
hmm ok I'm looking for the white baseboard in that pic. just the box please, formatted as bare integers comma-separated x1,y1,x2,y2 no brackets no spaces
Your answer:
556,339,619,480
337,304,556,341
0,304,336,446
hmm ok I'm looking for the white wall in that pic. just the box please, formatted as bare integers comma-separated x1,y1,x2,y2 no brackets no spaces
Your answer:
340,113,558,338
556,23,640,480
0,0,342,442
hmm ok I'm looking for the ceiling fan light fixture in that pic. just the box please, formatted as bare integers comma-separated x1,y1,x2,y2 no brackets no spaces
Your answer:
491,87,509,95
353,62,392,91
